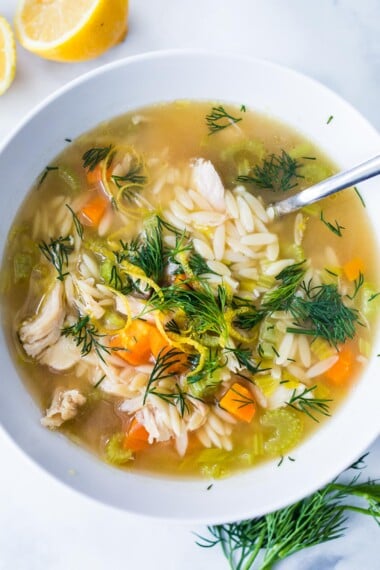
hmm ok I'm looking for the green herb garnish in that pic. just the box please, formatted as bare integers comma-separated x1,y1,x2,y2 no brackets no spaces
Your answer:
39,235,74,281
327,115,334,124
354,186,366,207
62,315,111,363
287,385,332,422
320,211,345,237
237,150,303,192
197,463,380,570
82,145,113,171
38,165,59,187
287,282,359,346
206,105,243,135
65,204,84,239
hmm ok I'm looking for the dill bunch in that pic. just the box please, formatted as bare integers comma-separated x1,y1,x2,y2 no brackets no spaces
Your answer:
287,282,360,346
237,150,303,192
197,459,380,570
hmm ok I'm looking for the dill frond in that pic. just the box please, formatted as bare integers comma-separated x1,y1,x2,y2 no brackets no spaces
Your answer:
206,105,243,135
237,149,303,192
39,235,74,281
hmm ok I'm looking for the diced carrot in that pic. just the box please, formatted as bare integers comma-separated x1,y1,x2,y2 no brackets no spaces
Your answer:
110,319,189,372
219,382,256,423
86,165,103,186
123,418,149,452
109,320,155,366
150,328,189,373
343,257,365,282
325,347,353,384
80,193,108,226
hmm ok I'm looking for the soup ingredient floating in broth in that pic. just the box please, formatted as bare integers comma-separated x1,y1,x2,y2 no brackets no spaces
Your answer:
0,16,16,96
4,101,378,479
15,0,129,62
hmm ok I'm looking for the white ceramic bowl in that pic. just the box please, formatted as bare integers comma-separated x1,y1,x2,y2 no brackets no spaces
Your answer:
1,50,379,523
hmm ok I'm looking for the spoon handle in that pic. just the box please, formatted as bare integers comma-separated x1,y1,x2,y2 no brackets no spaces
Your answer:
267,153,380,218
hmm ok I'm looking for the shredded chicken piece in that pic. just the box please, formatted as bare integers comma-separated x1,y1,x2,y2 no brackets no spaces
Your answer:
39,336,82,371
191,158,226,212
19,281,65,358
41,389,86,429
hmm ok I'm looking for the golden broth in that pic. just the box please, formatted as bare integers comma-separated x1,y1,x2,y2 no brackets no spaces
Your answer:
1,101,378,479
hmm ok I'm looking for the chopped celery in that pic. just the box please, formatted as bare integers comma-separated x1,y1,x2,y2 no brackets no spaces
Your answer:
288,143,315,160
13,252,33,282
281,370,301,389
358,337,371,358
254,374,278,397
256,274,275,289
103,311,126,331
261,408,303,456
100,258,114,283
301,162,333,186
105,433,133,465
360,284,380,318
258,341,277,359
58,165,81,193
251,432,264,456
310,337,336,360
221,139,265,169
260,319,277,343
301,203,320,217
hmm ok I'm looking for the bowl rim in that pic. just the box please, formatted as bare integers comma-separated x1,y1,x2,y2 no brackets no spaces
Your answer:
1,48,379,524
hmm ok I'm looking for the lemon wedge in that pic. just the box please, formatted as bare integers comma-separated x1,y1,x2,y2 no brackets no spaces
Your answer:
15,0,129,62
0,16,16,96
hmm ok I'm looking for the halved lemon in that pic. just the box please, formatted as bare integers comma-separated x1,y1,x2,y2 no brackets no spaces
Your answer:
0,16,16,96
15,0,129,62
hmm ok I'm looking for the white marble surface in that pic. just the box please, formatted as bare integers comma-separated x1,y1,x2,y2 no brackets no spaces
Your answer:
0,1,379,568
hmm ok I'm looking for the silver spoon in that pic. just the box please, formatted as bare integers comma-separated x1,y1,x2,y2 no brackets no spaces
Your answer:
266,154,380,219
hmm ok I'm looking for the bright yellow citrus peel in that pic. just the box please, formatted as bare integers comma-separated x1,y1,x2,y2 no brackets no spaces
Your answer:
15,0,129,62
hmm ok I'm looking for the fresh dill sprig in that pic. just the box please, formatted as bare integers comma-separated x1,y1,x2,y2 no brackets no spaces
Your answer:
206,105,243,135
143,348,196,414
320,211,345,237
117,216,165,285
225,346,269,377
287,282,359,346
148,282,229,343
327,115,334,125
111,165,147,188
228,384,256,410
65,204,84,239
38,166,59,187
109,265,133,295
62,315,111,363
188,252,218,276
196,463,380,570
82,145,113,171
286,385,332,423
39,235,74,281
237,150,303,192
354,186,366,208
144,348,183,400
346,271,364,300
232,296,265,330
165,319,181,335
261,260,306,313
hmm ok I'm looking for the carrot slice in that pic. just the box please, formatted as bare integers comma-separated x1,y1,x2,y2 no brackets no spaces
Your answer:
124,418,149,452
86,165,103,186
109,320,155,366
219,382,256,423
81,192,108,226
325,347,353,384
343,257,365,282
